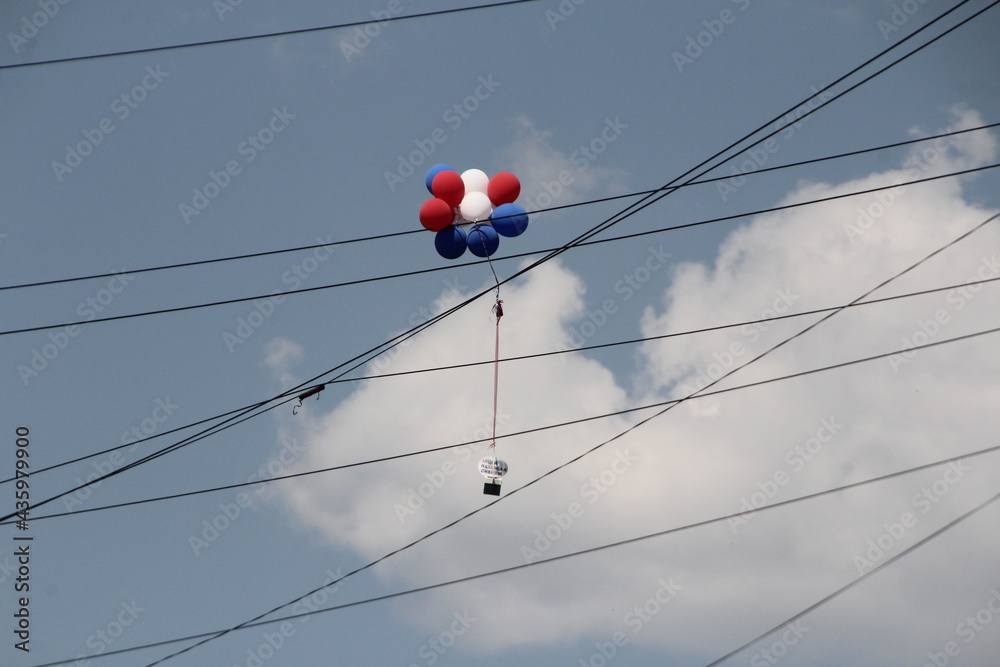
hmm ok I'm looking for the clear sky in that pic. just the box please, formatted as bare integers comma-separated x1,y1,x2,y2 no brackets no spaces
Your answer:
1,1,999,666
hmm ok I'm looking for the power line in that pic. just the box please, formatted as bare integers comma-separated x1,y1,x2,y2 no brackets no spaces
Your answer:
11,0,995,333
146,175,1000,665
4,271,997,511
32,440,1000,666
3,0,986,540
0,0,546,71
330,275,1000,385
705,489,1000,666
528,0,990,260
10,323,998,525
3,121,994,294
2,162,996,338
6,0,986,596
17,3,1000,657
12,6,994,661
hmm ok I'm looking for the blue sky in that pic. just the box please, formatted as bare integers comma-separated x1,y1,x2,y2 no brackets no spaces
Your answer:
1,1,999,665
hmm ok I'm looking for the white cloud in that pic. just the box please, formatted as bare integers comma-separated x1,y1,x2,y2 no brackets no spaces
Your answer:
269,111,1000,664
499,114,629,210
263,336,304,387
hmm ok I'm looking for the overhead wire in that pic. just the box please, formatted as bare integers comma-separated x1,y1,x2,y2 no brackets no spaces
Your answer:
31,439,1000,666
147,59,1000,653
9,2,995,658
0,121,994,294
0,0,547,71
524,0,995,261
1,161,996,338
12,3,996,662
2,0,990,552
6,321,998,526
704,489,1000,666
144,189,1000,666
3,267,997,497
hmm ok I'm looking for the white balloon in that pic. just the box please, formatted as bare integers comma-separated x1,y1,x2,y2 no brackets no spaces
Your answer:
459,191,492,222
461,168,490,194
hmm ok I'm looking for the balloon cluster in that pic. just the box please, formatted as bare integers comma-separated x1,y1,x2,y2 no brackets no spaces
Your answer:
418,164,529,259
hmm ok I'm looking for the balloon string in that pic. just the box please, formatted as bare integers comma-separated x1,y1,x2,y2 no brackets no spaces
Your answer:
478,231,501,300
474,228,502,458
491,297,502,453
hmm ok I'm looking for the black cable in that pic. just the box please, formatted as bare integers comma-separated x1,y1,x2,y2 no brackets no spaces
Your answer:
517,0,986,260
3,162,996,338
0,229,421,292
0,0,546,71
5,0,988,546
23,5,996,660
31,440,1000,667
3,121,994,294
0,276,1000,500
705,490,1000,666
0,290,494,523
557,0,996,260
0,403,254,484
10,322,999,525
330,275,1000,385
0,392,293,524
6,0,990,525
147,186,1000,665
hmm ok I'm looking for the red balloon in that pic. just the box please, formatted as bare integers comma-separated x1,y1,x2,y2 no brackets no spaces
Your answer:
487,171,521,206
419,198,454,231
431,170,465,207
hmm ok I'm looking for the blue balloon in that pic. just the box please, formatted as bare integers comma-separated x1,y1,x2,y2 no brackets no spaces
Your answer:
490,203,529,237
434,225,467,260
425,164,455,193
466,224,500,257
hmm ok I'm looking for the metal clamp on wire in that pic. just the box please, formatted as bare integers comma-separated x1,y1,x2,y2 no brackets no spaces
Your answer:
292,384,325,415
